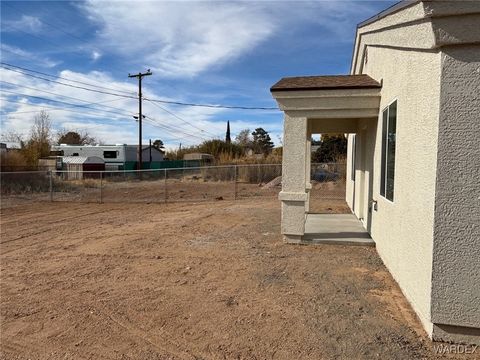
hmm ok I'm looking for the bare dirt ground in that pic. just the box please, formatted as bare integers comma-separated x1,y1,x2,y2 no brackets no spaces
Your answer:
0,199,469,359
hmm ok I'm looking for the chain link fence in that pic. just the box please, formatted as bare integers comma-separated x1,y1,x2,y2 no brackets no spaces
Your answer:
1,163,346,208
309,162,347,213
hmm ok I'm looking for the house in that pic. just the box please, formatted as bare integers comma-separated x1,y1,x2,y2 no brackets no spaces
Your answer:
0,142,21,153
52,144,164,170
271,0,479,345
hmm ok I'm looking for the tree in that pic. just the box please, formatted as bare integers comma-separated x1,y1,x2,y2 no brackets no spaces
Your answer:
152,139,165,150
57,130,96,145
1,130,24,144
22,110,53,165
251,127,274,154
312,134,347,163
58,131,82,145
235,128,251,147
225,121,231,144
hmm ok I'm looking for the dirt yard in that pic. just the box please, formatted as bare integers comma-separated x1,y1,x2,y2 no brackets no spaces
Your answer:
0,199,469,359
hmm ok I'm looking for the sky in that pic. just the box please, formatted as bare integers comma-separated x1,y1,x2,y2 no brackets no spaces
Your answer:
0,0,396,149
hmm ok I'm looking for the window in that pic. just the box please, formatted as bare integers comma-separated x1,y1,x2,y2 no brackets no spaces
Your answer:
380,100,397,202
72,153,79,156
103,151,117,159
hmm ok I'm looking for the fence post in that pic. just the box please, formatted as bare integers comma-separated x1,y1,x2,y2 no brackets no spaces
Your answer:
100,171,103,204
49,170,53,202
234,165,238,200
164,168,167,203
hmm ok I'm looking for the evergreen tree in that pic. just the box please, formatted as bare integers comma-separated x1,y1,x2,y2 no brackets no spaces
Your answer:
251,128,274,154
152,139,165,150
312,134,347,163
225,121,231,144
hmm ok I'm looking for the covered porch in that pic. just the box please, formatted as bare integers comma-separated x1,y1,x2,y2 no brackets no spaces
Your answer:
270,74,381,245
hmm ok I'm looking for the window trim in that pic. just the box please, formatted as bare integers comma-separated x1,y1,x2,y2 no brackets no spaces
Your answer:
380,99,397,203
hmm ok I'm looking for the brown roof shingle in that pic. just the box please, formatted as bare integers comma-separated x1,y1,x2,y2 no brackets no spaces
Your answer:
270,74,381,92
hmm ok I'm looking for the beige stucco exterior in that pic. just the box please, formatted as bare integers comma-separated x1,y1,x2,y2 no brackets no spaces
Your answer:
272,0,480,345
352,38,442,336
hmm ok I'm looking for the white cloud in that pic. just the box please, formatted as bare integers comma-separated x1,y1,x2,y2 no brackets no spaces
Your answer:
81,1,378,78
1,67,274,148
0,44,61,68
91,51,102,61
82,1,275,78
3,15,43,33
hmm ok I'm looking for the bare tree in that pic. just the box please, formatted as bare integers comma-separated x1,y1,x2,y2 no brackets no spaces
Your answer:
235,128,251,146
30,110,52,144
22,110,53,165
1,130,24,144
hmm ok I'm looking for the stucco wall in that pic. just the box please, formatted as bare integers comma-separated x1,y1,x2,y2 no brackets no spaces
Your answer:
360,45,442,333
430,45,480,333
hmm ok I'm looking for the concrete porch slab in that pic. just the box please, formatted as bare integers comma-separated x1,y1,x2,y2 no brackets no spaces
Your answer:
302,213,375,246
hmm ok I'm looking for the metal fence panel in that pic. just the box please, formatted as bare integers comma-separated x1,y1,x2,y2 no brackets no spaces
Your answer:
1,163,347,208
101,169,166,203
0,171,51,206
309,162,348,213
236,164,282,199
165,166,235,202
52,171,102,203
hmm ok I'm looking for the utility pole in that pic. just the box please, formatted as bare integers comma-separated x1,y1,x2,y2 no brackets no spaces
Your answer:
128,69,152,170
149,139,152,163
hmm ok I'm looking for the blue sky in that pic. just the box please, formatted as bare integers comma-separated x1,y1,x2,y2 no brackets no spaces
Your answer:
1,0,395,149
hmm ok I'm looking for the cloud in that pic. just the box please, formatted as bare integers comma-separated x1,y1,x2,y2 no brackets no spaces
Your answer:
2,14,43,33
0,44,61,68
1,67,275,147
91,51,102,61
81,1,276,78
80,1,378,79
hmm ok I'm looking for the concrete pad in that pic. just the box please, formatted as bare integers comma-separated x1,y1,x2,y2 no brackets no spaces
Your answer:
302,213,375,246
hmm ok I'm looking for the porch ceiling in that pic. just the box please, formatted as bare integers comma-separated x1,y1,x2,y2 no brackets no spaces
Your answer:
271,74,381,119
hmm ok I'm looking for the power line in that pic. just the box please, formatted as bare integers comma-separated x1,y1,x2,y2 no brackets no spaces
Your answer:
0,98,134,129
0,81,209,140
141,118,199,143
0,62,136,96
2,75,220,139
143,97,279,111
1,96,204,144
1,89,133,118
1,78,218,141
1,95,211,143
0,80,133,113
145,98,219,138
1,65,137,99
0,98,194,143
144,115,210,141
0,97,126,117
2,63,279,111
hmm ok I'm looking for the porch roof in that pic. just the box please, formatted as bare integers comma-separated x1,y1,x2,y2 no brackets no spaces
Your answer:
270,74,382,121
270,74,381,92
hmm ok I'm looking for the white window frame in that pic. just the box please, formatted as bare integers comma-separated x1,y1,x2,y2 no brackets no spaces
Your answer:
380,99,397,203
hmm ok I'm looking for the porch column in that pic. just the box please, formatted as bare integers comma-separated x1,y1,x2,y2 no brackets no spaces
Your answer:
279,115,308,243
305,121,312,213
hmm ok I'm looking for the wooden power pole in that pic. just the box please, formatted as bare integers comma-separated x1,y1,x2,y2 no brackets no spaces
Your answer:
128,70,152,170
